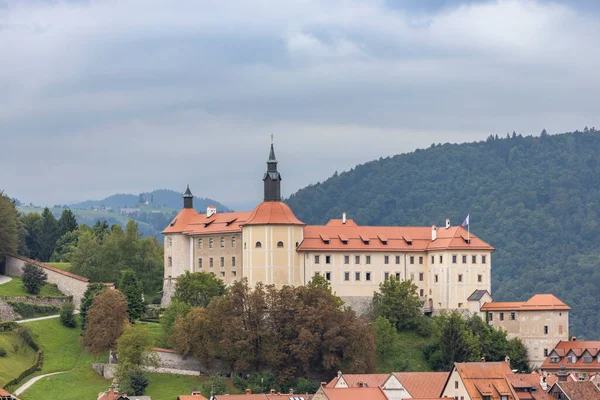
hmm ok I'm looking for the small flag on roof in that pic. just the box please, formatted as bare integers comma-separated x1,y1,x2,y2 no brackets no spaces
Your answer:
461,214,469,227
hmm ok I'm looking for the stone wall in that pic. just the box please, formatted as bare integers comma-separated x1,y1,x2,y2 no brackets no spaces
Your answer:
5,255,89,308
0,301,21,321
0,296,72,307
340,296,373,316
161,277,175,307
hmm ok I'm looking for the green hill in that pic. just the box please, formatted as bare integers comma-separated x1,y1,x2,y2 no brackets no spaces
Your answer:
287,129,600,339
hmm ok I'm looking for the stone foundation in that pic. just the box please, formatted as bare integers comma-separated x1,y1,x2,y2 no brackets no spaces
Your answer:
161,277,175,308
340,296,373,316
0,296,72,307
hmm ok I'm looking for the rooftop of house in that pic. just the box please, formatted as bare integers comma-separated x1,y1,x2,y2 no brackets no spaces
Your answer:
316,386,388,400
391,372,450,398
468,289,492,301
506,373,553,400
541,340,600,371
208,393,312,400
451,362,516,400
551,381,600,400
326,373,390,388
481,294,571,312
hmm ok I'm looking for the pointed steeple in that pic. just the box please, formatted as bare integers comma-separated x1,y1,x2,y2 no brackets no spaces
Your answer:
263,137,282,202
183,185,193,209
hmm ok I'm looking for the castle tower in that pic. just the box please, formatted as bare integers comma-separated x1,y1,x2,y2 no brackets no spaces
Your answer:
263,137,282,202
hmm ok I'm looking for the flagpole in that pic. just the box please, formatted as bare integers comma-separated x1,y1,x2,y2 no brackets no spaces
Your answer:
468,213,470,243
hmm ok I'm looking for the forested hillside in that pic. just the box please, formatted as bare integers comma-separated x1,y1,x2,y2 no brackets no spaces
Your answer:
287,129,600,339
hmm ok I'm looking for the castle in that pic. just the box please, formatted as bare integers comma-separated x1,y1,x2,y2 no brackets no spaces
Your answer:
161,142,494,311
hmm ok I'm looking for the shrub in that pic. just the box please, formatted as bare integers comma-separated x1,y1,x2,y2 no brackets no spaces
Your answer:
22,263,48,294
125,368,150,396
12,343,19,354
16,326,38,351
0,348,6,357
200,375,227,398
7,302,59,318
60,302,77,328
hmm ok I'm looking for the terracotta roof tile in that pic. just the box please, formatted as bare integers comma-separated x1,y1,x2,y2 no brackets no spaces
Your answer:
243,202,305,226
178,395,209,400
553,381,600,399
210,395,312,400
541,341,600,371
326,374,390,388
453,362,517,400
481,294,570,312
0,387,12,396
393,372,450,398
319,386,388,400
10,254,89,282
506,374,553,400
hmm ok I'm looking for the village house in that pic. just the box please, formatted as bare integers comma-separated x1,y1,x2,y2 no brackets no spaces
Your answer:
540,339,600,380
441,361,519,400
481,294,570,369
162,142,494,312
548,381,600,400
178,389,313,400
313,386,389,400
0,387,16,400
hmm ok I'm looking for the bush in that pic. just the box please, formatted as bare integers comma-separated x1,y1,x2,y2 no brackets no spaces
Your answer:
60,302,77,328
0,348,6,357
16,326,38,351
7,302,59,318
123,368,150,396
22,263,48,295
200,375,227,398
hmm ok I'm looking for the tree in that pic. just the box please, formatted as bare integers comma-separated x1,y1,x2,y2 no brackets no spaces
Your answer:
38,208,59,261
80,283,107,330
160,299,191,346
58,209,78,237
372,316,400,369
50,229,80,262
84,289,128,354
116,324,159,368
200,375,227,398
0,192,19,260
22,263,48,294
60,301,77,328
119,270,145,322
20,213,42,259
173,271,226,307
425,311,480,371
373,278,424,331
70,231,102,281
122,367,150,396
508,337,530,373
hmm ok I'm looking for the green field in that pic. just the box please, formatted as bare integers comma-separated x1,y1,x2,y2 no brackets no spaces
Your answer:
0,277,64,298
18,369,109,400
138,321,168,348
0,331,37,386
375,331,432,373
46,263,73,273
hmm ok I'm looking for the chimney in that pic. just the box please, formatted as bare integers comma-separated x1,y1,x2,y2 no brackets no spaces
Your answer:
481,357,486,362
572,336,577,341
270,389,276,394
320,382,327,387
342,212,347,224
505,355,511,367
207,206,217,218
446,218,451,229
431,225,437,241
357,381,364,388
558,365,569,382
191,391,202,396
289,388,294,394
337,370,342,379
246,388,252,394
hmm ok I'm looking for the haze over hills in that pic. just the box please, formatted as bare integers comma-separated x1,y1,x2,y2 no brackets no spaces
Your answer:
286,129,600,339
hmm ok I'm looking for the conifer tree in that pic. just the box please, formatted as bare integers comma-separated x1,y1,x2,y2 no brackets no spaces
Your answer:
58,209,78,237
120,270,145,322
0,192,18,260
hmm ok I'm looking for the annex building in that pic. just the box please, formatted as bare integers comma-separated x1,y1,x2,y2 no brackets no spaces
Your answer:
161,143,494,311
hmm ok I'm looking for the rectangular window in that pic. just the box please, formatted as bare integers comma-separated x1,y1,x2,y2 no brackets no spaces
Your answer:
458,303,463,308
209,238,214,248
544,349,549,357
220,257,224,268
366,255,371,264
168,256,172,267
344,272,350,281
510,312,516,320
452,255,457,263
325,255,331,264
355,255,360,264
455,381,459,389
197,238,203,249
220,237,225,248
478,274,483,283
431,255,435,264
472,255,477,263
232,237,236,248
410,256,415,264
232,256,236,267
220,271,225,277
458,274,463,282
435,274,439,283
396,255,401,264
559,325,563,335
168,237,172,247
419,256,423,264
325,272,331,281
488,312,493,321
420,289,424,297
355,272,361,281
315,255,320,264
482,255,487,264
439,255,443,263
344,255,350,264
384,255,389,264
384,272,389,281
209,257,214,268
395,272,400,280
544,326,549,335
198,258,203,269
500,312,504,321
366,272,371,281
419,272,424,281
462,255,467,264
232,271,237,277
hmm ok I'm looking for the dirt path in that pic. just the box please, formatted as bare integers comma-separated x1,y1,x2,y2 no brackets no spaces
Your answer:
14,371,66,395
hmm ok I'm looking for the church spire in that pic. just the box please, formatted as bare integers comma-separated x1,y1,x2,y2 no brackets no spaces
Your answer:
183,185,193,209
263,137,281,202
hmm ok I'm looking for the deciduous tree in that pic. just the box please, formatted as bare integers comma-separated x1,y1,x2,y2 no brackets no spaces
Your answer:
373,278,424,331
0,192,19,260
84,289,128,354
173,271,225,307
80,283,107,330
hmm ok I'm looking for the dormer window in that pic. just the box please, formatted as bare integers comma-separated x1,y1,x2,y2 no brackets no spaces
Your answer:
360,234,370,245
319,233,330,244
255,241,262,248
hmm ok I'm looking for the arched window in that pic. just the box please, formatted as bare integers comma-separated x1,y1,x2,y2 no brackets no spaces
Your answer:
277,241,284,248
255,241,262,248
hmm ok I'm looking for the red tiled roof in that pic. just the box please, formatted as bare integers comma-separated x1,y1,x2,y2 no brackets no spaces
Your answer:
481,294,570,311
393,372,450,398
541,341,600,371
319,386,388,400
0,387,12,396
326,374,390,388
243,202,305,226
162,208,199,234
178,395,209,400
163,208,252,235
506,373,553,400
326,219,358,227
552,381,600,399
453,362,517,400
10,254,89,282
211,394,312,400
298,225,493,252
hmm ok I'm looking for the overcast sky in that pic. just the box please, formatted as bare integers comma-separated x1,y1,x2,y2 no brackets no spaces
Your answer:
1,0,599,210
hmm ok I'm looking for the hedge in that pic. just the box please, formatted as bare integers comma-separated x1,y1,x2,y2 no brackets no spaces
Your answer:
0,321,18,332
8,302,60,318
4,349,44,389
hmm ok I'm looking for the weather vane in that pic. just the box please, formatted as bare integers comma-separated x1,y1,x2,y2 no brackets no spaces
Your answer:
270,134,274,144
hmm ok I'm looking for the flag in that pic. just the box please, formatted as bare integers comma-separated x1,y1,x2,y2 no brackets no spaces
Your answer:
461,214,469,227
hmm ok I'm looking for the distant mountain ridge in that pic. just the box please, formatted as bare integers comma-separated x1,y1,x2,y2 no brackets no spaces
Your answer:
70,189,232,213
286,129,600,339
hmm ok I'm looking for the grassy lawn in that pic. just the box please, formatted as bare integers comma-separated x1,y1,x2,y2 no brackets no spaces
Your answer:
46,263,73,273
138,321,168,348
376,330,433,373
0,277,64,297
18,369,109,400
0,332,37,386
145,373,239,399
23,317,102,373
